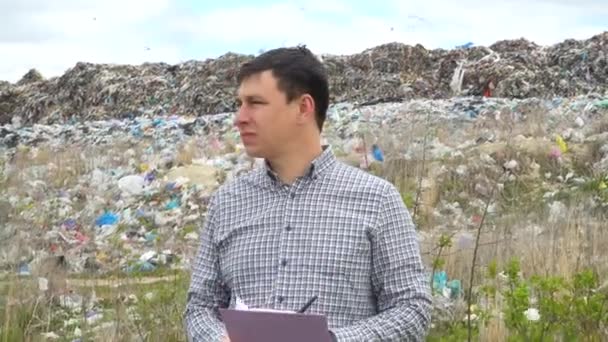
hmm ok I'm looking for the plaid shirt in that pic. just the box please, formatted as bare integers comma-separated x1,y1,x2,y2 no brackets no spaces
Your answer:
184,146,432,341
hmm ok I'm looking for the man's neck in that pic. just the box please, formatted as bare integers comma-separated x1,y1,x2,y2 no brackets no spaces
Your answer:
267,141,323,185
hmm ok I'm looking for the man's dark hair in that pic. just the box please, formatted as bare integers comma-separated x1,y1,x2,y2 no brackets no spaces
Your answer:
237,45,329,132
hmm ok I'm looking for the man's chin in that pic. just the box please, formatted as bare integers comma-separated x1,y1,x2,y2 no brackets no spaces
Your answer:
243,146,264,159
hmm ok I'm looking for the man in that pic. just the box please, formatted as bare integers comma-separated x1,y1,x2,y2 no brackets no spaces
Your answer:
184,46,432,341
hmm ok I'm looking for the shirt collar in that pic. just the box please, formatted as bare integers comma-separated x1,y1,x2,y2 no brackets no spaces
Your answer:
264,145,336,183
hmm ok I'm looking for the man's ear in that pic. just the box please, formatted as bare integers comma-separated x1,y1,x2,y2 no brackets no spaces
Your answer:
296,94,316,125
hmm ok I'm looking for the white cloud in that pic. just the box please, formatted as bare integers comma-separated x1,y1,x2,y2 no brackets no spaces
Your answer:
174,0,607,57
387,0,608,47
171,2,416,55
1,0,606,83
0,0,182,82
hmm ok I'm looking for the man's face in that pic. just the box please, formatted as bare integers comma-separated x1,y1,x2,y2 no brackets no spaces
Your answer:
234,70,300,159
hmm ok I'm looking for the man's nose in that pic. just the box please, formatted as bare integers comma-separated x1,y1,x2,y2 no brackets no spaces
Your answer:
234,105,248,126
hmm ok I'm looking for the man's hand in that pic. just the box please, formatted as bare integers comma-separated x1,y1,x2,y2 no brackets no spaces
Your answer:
221,336,230,342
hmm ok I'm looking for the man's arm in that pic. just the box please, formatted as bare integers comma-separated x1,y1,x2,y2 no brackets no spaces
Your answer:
184,194,230,342
330,183,432,342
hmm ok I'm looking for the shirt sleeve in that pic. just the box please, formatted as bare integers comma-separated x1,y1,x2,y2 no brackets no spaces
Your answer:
184,194,230,342
330,183,432,341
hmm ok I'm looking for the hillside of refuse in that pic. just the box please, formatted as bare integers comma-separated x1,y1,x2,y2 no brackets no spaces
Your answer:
1,31,607,125
1,94,607,275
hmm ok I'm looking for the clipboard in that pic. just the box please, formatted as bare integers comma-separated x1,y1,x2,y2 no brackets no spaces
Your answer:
219,308,332,342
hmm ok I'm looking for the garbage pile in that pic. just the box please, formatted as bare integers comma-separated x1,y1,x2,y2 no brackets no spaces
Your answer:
2,93,607,279
1,32,608,125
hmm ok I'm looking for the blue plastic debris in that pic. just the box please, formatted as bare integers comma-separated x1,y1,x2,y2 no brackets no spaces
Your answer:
17,262,31,276
135,208,146,218
131,126,143,138
467,110,478,119
144,231,157,242
456,42,474,49
371,144,384,162
432,270,463,298
165,198,180,210
95,212,119,226
139,261,156,272
152,118,165,127
433,271,448,292
447,279,462,299
63,218,78,230
165,182,177,191
126,261,156,273
144,170,157,183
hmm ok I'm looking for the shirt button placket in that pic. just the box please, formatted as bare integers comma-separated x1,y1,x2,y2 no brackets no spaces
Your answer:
276,183,292,308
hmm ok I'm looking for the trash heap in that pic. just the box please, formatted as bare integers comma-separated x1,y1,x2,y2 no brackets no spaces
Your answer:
2,93,607,280
1,32,608,125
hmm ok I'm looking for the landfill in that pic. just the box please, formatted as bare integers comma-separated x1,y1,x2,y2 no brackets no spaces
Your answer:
2,93,607,274
0,32,607,125
1,32,608,340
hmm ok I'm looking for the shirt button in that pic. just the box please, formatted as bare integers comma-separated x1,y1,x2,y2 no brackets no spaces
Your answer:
290,193,296,199
281,259,288,267
285,225,292,231
277,296,285,303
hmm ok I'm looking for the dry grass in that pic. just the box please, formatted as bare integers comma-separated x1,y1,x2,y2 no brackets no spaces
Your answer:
5,141,149,193
1,270,188,342
430,201,608,286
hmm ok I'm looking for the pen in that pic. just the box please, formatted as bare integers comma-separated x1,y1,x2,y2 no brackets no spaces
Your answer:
297,295,318,313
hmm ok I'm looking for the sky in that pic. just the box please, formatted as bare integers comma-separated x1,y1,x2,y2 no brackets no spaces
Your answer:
1,0,607,83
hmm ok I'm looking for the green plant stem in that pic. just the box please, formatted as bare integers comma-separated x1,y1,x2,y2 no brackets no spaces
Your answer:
467,171,506,342
2,277,13,342
413,110,431,220
430,246,444,296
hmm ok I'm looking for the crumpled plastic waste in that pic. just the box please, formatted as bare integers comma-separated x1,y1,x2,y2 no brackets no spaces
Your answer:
371,144,384,162
95,212,119,226
432,271,462,300
595,99,608,109
118,175,146,196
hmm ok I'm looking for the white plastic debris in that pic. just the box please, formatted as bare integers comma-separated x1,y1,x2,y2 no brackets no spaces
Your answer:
184,232,199,241
38,277,49,292
524,308,541,321
503,160,519,171
548,201,567,223
140,251,157,262
41,332,60,340
118,175,146,196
